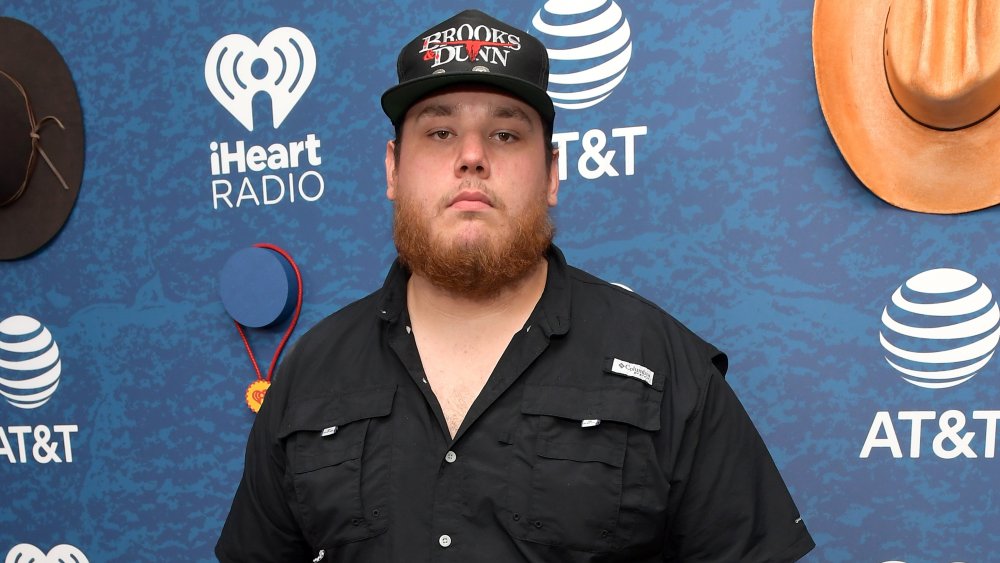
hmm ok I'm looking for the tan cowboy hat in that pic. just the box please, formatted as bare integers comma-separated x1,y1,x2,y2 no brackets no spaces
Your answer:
0,16,85,260
814,0,1000,214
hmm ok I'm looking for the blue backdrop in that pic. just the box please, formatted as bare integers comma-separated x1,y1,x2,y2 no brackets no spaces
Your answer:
2,1,997,562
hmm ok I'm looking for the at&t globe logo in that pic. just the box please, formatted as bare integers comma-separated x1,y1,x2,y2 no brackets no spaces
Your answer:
0,315,62,409
879,268,1000,389
530,0,633,109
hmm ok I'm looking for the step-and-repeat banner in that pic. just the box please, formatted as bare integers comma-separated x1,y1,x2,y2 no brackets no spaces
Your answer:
2,1,997,561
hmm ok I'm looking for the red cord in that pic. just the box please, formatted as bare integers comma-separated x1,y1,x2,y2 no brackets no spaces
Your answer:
232,243,303,383
235,321,263,380
253,243,303,383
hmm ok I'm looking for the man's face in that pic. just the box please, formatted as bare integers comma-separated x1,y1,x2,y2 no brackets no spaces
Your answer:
384,87,559,298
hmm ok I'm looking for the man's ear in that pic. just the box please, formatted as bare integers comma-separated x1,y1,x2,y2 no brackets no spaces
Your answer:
385,140,398,201
547,148,560,207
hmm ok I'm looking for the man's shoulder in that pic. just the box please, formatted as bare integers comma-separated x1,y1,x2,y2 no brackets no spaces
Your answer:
566,264,666,313
289,288,383,357
566,265,701,336
563,263,725,375
308,289,381,334
265,287,388,407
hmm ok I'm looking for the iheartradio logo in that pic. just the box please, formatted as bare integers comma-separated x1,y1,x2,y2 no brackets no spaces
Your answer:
205,27,316,131
5,543,89,563
879,268,1000,389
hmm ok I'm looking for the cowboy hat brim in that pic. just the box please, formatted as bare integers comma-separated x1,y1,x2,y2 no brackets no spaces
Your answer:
813,0,1000,214
0,16,85,260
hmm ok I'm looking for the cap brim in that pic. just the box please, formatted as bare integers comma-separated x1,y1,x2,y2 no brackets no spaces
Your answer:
381,72,555,127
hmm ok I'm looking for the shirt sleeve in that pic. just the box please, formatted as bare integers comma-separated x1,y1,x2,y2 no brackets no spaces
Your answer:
663,358,815,562
215,369,312,563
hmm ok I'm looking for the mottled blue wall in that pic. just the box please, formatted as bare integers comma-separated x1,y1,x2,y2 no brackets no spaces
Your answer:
2,1,997,562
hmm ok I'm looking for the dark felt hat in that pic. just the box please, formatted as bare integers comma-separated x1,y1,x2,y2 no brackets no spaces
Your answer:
0,16,85,260
381,9,554,127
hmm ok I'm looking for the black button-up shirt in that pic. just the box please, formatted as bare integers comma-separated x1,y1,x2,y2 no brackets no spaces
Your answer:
216,246,815,562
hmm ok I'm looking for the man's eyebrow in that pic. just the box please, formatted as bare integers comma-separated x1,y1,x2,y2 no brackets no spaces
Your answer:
412,102,535,130
492,105,535,130
414,104,453,121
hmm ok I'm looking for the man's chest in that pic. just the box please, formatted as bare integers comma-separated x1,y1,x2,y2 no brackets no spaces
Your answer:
413,329,513,436
279,334,673,562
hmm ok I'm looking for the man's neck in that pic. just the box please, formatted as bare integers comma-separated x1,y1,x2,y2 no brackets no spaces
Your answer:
406,258,549,328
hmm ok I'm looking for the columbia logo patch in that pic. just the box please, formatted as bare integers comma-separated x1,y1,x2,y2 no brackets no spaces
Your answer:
610,358,654,386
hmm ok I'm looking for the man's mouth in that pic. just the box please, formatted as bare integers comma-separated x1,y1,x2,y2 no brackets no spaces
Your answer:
449,190,493,211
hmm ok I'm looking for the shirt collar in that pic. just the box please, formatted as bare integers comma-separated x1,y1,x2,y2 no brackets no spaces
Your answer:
375,258,408,323
535,245,571,337
375,244,572,337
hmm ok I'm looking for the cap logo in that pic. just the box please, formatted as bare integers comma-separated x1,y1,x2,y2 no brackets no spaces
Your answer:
419,24,521,69
381,10,554,126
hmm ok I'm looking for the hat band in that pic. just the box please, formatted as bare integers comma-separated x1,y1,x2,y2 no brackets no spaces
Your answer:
0,69,71,208
883,0,1000,131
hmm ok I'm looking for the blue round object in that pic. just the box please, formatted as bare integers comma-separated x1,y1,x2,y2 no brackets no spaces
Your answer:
219,247,298,328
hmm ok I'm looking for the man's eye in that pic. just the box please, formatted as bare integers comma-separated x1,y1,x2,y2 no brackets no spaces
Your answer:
431,130,452,140
494,131,517,143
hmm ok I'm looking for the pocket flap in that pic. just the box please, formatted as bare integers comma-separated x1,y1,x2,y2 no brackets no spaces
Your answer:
521,384,660,431
278,385,396,439
536,436,625,467
294,436,366,473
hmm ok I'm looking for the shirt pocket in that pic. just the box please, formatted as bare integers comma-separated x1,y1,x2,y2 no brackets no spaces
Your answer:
278,385,396,547
501,382,661,553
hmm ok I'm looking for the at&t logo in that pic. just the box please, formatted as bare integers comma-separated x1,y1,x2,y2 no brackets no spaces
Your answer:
530,0,632,110
879,268,999,389
531,1,647,181
0,315,79,465
204,27,326,211
861,268,1000,460
0,315,61,409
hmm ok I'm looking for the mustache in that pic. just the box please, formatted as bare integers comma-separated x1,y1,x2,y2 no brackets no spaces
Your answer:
437,181,504,210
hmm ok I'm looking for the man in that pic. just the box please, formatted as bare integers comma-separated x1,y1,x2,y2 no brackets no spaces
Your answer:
217,9,815,562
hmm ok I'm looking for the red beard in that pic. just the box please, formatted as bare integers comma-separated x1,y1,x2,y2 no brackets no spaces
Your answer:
393,185,554,300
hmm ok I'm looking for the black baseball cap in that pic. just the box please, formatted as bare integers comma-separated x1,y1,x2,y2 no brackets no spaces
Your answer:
381,9,555,127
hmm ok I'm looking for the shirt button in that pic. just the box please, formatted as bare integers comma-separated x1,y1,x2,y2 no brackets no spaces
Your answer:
444,450,457,463
438,534,452,548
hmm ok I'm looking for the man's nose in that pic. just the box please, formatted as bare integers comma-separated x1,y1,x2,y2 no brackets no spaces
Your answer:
455,135,490,177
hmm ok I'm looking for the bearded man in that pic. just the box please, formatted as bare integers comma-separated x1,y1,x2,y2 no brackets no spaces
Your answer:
216,10,815,563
